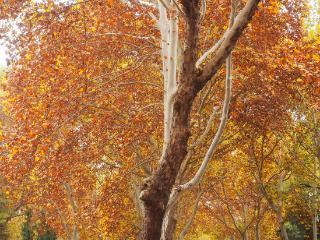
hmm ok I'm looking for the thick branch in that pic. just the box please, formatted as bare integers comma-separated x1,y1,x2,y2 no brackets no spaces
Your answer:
164,6,235,221
179,1,236,191
139,1,201,239
197,0,261,85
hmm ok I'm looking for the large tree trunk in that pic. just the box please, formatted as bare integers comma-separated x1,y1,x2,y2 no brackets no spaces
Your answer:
139,83,201,239
139,0,262,238
139,0,201,239
140,204,167,240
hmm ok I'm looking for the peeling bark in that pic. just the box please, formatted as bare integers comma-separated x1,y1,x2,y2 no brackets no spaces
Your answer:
139,0,261,239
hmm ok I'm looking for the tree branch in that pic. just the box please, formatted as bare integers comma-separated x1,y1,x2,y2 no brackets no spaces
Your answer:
197,0,261,85
178,190,203,239
163,2,236,220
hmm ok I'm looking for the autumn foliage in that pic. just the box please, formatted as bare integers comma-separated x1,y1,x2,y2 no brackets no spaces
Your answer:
0,0,319,239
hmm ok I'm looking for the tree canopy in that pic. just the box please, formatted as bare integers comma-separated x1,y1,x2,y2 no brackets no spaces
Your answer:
0,0,319,239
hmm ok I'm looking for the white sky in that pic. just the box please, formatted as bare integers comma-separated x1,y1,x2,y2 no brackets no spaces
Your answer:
0,45,7,68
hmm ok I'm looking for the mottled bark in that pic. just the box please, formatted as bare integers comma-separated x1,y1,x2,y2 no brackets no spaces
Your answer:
139,1,201,238
163,204,177,240
139,0,262,238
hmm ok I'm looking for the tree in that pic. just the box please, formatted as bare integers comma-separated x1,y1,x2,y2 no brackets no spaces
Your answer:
0,0,318,239
139,0,262,238
1,0,263,238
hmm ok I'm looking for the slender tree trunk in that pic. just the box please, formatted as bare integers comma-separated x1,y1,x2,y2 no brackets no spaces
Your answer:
278,187,288,240
177,190,202,240
56,207,72,240
280,224,289,240
241,232,248,240
73,226,79,240
163,204,178,240
243,205,249,240
313,209,318,240
160,199,178,240
278,214,289,240
255,221,260,240
313,128,318,240
276,155,288,240
63,183,79,240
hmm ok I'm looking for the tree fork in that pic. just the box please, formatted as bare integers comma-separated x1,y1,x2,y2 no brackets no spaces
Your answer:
139,0,262,239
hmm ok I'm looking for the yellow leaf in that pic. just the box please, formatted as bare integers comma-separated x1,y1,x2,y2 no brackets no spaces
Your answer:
312,54,320,61
120,61,129,68
79,69,85,75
